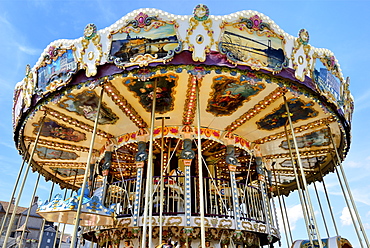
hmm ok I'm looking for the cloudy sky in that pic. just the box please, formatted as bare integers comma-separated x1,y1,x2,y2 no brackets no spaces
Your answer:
0,0,369,247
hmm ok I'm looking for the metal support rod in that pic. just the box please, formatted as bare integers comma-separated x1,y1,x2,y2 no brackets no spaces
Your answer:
272,166,292,247
284,124,313,244
141,78,157,248
327,125,370,247
317,161,339,236
70,87,104,248
0,142,30,240
38,174,58,248
19,173,42,247
307,157,330,238
158,117,167,245
284,96,323,248
196,82,206,248
2,114,46,248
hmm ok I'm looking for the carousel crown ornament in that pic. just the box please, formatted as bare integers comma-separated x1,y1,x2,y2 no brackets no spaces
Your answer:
4,3,367,248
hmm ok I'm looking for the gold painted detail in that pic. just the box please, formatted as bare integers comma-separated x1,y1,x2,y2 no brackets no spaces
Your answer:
37,162,86,169
185,12,214,62
264,148,333,160
104,81,147,129
43,107,113,138
24,137,93,153
219,219,233,228
22,64,36,108
129,54,158,67
79,26,103,77
194,217,210,227
182,75,200,125
226,87,288,132
166,217,182,226
254,116,336,144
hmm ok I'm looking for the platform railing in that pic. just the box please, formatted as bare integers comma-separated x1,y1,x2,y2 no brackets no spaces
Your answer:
105,176,266,223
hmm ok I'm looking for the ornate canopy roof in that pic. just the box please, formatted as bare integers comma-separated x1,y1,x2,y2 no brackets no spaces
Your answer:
12,5,353,195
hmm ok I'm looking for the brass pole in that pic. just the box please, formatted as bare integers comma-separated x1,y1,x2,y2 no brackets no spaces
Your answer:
284,96,323,248
141,78,157,248
19,173,42,247
328,126,368,247
70,87,104,247
0,142,30,240
284,119,313,245
195,82,206,248
272,166,292,246
2,113,46,248
158,117,168,245
317,160,339,235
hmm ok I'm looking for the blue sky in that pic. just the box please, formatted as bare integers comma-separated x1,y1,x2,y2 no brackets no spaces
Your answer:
0,0,369,247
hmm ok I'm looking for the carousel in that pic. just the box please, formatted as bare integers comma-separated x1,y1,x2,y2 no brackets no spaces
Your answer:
1,4,368,248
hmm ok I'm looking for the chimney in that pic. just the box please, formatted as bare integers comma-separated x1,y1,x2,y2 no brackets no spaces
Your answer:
33,196,39,204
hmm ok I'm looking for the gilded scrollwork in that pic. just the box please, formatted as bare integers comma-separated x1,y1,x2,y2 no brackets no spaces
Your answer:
291,29,312,82
185,4,214,62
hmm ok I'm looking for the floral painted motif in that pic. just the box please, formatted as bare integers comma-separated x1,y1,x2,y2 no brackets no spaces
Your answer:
193,4,210,21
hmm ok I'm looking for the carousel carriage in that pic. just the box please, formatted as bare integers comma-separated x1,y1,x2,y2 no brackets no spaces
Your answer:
2,4,367,248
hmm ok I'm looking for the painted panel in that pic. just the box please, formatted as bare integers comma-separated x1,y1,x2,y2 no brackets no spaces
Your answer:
280,128,330,149
33,118,86,142
280,156,325,169
58,90,118,125
36,146,79,160
51,168,85,177
256,98,318,130
123,74,177,114
219,15,287,72
207,75,265,116
37,48,77,94
313,58,341,104
109,13,181,67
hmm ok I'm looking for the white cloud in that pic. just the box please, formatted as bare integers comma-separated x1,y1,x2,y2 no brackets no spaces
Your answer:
17,43,41,56
277,204,304,231
353,89,370,112
340,207,355,226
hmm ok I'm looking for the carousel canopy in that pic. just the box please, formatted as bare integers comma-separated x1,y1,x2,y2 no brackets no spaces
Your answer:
12,5,353,195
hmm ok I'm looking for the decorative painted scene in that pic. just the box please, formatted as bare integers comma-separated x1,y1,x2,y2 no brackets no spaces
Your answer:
219,16,287,72
109,14,181,66
59,90,118,125
207,75,265,116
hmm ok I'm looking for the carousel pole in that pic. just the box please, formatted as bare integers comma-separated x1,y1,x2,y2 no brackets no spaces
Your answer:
158,116,169,245
284,121,313,245
195,81,206,248
2,113,46,248
19,173,42,247
272,165,292,247
37,171,59,248
284,96,323,248
307,159,330,237
0,142,30,240
57,188,70,248
141,78,157,248
327,126,369,247
70,86,104,248
317,160,339,236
